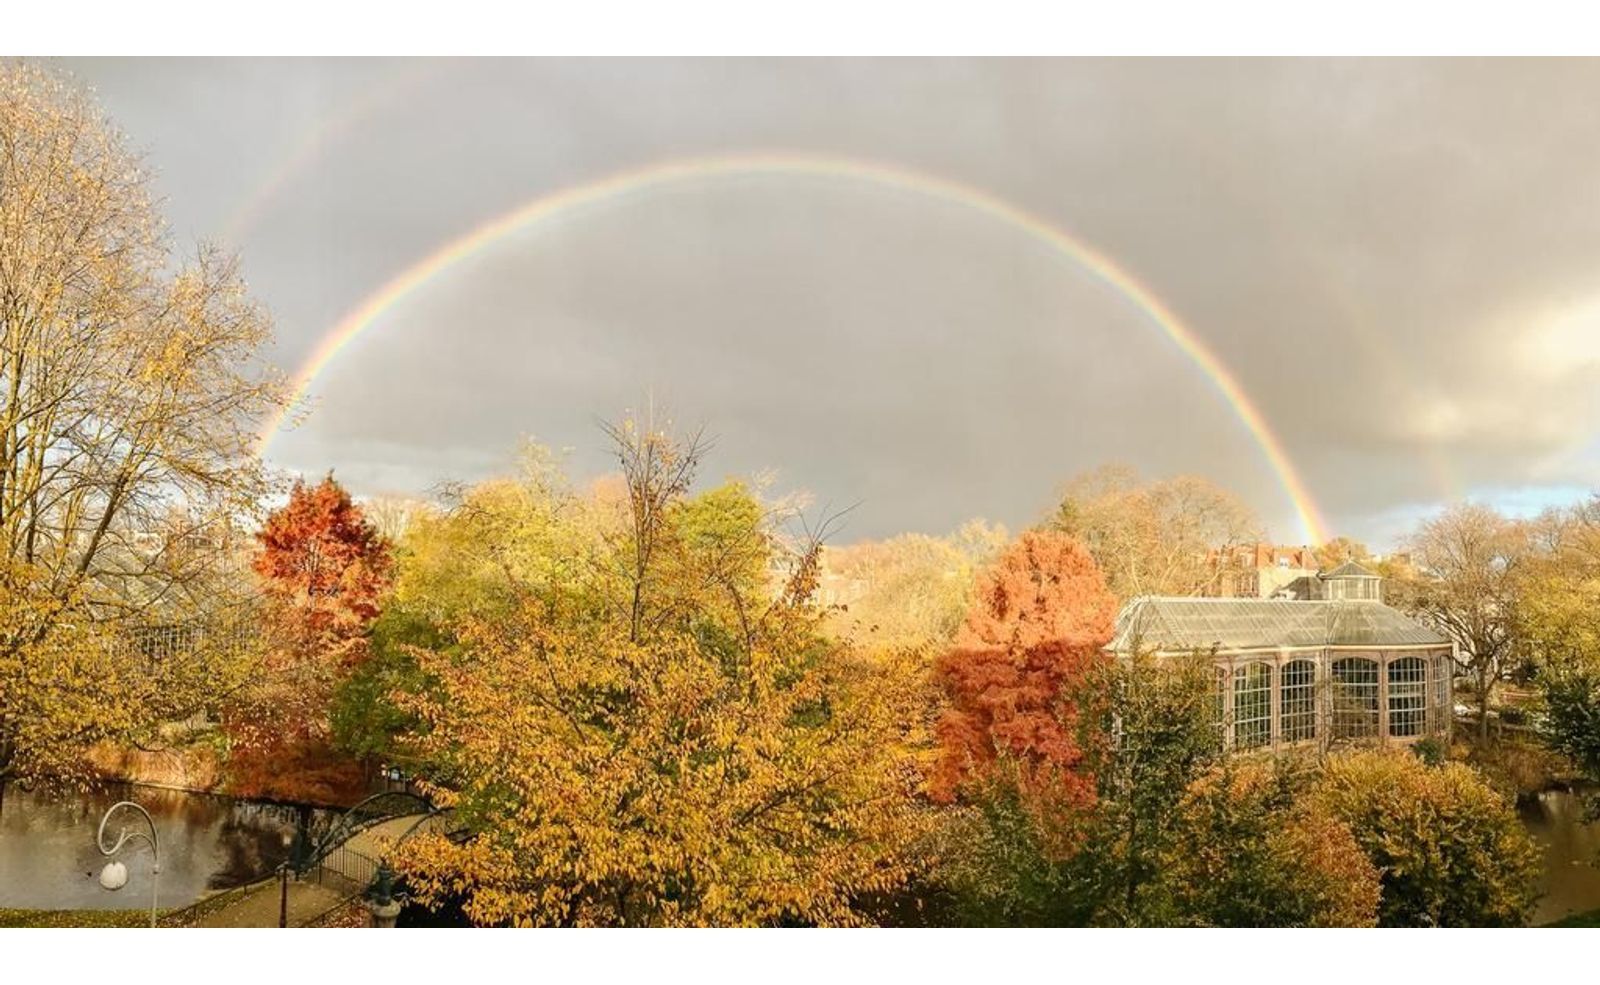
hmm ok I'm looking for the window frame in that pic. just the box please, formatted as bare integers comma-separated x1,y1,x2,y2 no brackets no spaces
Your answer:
1330,656,1380,741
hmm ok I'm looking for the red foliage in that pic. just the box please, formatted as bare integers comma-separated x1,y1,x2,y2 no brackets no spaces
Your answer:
224,474,391,805
931,530,1118,812
224,735,370,806
253,473,392,650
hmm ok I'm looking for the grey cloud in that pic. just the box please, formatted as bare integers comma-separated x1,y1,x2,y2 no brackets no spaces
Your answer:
47,57,1600,545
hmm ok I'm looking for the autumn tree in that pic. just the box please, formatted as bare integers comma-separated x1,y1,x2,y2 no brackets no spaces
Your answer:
1158,758,1381,927
1048,465,1261,600
1519,496,1600,798
821,519,1007,653
931,529,1118,816
1072,649,1223,923
0,64,288,786
936,648,1223,926
393,423,932,926
331,447,603,765
1314,536,1371,571
252,474,391,645
1400,503,1530,740
224,475,391,802
0,564,135,788
1310,749,1542,926
359,494,435,544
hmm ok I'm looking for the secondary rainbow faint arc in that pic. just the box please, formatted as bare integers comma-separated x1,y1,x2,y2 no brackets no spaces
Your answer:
257,152,1330,545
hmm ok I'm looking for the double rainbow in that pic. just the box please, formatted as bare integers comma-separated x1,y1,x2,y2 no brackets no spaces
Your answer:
255,152,1329,545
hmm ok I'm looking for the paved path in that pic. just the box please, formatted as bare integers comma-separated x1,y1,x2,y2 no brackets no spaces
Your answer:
191,877,350,928
182,812,442,928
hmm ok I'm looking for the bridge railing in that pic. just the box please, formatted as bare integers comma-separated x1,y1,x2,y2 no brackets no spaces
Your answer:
310,844,382,894
297,791,440,874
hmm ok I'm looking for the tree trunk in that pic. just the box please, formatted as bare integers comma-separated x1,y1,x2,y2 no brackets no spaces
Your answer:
1478,668,1492,742
1123,809,1140,923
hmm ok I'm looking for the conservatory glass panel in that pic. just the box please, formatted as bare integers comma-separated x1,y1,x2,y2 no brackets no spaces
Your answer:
1388,657,1427,738
1233,662,1272,750
1434,654,1452,735
1331,657,1379,740
1214,666,1230,748
1281,659,1317,743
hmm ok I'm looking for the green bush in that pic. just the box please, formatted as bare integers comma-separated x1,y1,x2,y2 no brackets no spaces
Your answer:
1539,659,1600,785
1411,737,1447,767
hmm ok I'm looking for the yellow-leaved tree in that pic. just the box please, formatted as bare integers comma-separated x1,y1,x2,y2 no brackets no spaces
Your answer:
393,423,934,926
0,63,287,787
819,520,1008,653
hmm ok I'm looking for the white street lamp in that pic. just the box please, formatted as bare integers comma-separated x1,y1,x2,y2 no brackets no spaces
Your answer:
96,800,160,928
98,860,129,890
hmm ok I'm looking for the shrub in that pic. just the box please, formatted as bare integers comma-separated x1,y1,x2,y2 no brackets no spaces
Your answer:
930,766,1106,927
1310,749,1543,926
1463,732,1569,800
1411,737,1447,767
1158,758,1381,927
1539,658,1600,786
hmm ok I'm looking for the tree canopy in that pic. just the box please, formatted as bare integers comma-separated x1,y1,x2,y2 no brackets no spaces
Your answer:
224,475,391,803
392,423,934,926
0,63,287,786
1398,503,1531,739
821,520,1007,653
1047,465,1261,600
931,529,1117,813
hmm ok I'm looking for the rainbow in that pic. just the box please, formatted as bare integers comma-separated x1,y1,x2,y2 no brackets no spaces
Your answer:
256,152,1329,545
216,61,448,247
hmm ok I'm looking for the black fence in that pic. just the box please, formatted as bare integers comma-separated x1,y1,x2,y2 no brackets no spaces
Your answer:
308,844,381,895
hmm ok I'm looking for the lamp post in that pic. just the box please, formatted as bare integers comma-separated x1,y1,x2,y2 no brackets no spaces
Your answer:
277,828,294,928
96,800,160,928
367,859,401,928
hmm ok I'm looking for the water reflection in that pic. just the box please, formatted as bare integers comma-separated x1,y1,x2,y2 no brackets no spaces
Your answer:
5,780,1599,922
0,783,332,911
1520,787,1600,926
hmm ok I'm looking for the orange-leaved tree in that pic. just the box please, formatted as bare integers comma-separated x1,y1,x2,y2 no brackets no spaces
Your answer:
253,474,392,648
224,474,392,802
931,529,1118,819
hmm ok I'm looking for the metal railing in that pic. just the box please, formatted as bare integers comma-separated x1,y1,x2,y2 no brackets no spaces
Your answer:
309,845,381,895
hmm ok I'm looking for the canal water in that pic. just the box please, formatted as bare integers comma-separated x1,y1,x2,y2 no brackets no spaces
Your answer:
1521,787,1600,926
2,781,1597,922
0,783,333,912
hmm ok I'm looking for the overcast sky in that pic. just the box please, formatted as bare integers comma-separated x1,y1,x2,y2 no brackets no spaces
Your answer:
48,57,1600,547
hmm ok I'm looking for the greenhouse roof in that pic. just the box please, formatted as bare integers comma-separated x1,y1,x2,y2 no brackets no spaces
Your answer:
1107,597,1449,653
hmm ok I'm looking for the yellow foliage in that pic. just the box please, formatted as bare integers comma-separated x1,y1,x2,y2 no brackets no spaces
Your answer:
1310,749,1543,926
0,63,287,783
1165,759,1381,927
392,428,936,926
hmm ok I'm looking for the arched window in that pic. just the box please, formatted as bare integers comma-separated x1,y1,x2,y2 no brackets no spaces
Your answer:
1233,662,1273,750
1281,659,1317,743
1388,656,1427,738
1331,657,1379,740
